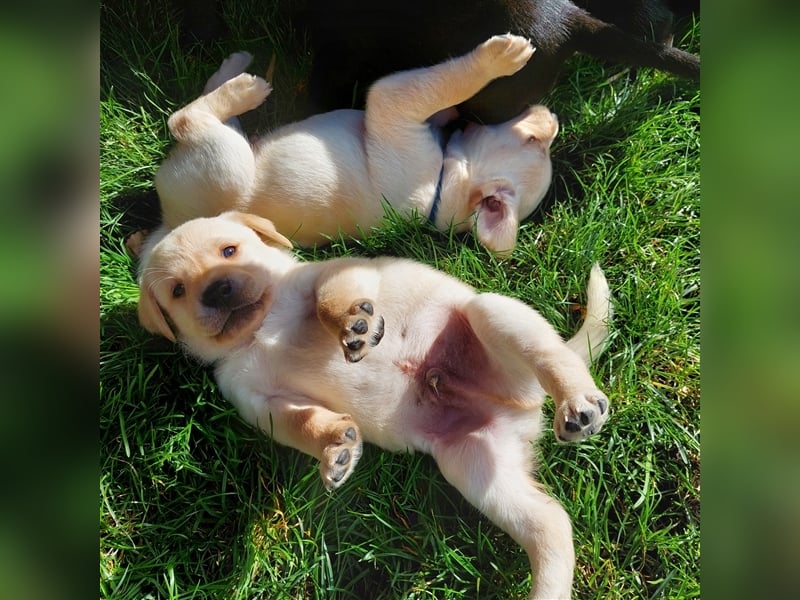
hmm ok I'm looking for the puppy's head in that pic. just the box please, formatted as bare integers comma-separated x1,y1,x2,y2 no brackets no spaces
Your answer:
137,212,294,363
443,105,558,255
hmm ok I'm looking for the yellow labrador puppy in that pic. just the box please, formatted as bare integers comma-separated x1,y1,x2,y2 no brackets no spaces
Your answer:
137,211,612,599
154,34,558,255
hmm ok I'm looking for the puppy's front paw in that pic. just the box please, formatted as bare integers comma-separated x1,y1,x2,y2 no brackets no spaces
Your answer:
320,420,363,490
477,34,535,78
340,300,385,363
554,391,610,443
220,72,272,115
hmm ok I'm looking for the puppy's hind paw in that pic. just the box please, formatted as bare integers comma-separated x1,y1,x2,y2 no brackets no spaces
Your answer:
218,72,272,115
554,390,610,443
320,421,363,490
204,51,254,94
341,300,385,363
477,34,535,78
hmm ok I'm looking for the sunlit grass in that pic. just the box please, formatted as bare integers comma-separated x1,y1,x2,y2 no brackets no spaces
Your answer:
100,2,700,597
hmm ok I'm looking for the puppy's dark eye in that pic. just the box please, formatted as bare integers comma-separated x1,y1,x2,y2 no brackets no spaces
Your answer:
173,283,185,298
222,246,236,258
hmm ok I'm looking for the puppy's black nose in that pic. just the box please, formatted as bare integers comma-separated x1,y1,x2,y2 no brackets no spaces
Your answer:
202,278,234,308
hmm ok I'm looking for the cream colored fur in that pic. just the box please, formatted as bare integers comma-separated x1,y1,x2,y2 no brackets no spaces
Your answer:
137,211,612,599
154,35,558,255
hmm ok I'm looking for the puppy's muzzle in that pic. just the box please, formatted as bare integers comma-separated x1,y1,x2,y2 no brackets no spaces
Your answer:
202,277,238,309
196,272,269,339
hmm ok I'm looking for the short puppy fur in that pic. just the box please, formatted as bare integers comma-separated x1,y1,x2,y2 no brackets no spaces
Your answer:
155,35,558,255
137,211,613,599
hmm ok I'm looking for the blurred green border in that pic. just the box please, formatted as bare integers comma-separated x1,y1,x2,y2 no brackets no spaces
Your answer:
4,1,800,598
702,2,800,597
0,5,98,600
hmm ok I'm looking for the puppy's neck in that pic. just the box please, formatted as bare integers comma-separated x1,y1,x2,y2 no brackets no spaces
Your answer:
434,149,473,233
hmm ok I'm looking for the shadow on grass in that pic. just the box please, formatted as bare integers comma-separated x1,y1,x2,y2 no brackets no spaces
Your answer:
544,76,700,220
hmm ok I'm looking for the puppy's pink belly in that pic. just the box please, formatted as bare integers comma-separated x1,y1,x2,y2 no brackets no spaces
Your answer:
413,403,492,445
398,310,510,443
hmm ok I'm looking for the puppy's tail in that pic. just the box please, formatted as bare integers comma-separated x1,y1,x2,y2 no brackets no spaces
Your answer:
566,263,612,365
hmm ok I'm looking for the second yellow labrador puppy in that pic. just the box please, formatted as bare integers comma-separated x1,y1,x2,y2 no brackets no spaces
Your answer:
137,211,612,599
154,34,558,255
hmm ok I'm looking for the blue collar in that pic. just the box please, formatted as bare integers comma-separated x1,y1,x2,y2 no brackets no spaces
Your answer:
428,163,444,225
428,123,454,225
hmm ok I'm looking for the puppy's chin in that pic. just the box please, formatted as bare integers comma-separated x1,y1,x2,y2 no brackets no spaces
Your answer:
185,293,270,363
213,292,270,341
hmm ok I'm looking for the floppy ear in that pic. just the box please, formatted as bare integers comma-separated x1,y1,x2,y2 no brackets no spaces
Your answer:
475,193,519,257
138,286,177,342
511,105,559,148
225,211,293,249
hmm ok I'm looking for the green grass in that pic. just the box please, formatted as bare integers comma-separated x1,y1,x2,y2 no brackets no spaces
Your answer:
100,2,700,598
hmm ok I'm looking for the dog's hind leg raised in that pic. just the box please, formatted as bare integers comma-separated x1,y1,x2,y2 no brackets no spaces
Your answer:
460,264,612,443
202,51,255,95
155,61,272,229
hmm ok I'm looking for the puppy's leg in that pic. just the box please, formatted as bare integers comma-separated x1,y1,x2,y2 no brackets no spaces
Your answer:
202,51,254,94
364,35,533,210
433,433,573,599
256,396,363,490
366,34,534,127
201,51,255,133
314,262,385,363
168,72,271,140
155,72,272,228
462,293,610,442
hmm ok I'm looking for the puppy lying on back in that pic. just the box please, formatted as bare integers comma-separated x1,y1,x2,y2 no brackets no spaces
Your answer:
137,211,613,599
155,35,558,255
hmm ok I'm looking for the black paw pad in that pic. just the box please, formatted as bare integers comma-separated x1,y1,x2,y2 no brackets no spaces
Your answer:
351,319,368,335
346,339,365,351
342,301,384,362
555,392,611,443
336,448,350,465
357,302,374,316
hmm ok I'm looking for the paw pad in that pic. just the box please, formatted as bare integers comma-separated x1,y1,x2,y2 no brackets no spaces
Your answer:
342,300,385,362
321,424,363,490
554,391,610,443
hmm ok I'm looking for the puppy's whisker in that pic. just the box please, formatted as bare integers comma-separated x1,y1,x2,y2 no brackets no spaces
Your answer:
142,272,176,295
